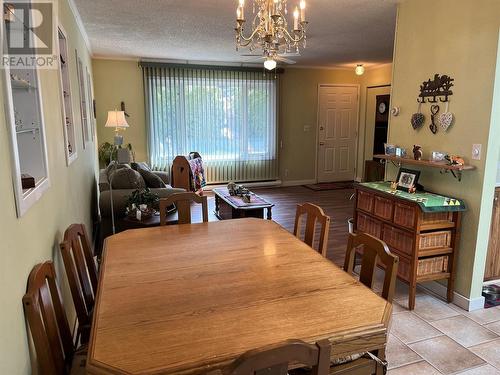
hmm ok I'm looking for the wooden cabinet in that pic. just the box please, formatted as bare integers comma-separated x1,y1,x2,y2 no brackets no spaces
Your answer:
354,183,463,310
485,187,500,280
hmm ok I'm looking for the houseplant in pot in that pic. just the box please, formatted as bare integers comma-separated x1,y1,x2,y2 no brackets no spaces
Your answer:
125,188,160,220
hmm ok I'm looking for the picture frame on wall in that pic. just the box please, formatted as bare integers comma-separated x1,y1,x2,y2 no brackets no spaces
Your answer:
396,168,421,191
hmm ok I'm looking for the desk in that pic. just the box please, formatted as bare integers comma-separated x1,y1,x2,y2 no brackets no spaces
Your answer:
87,219,391,375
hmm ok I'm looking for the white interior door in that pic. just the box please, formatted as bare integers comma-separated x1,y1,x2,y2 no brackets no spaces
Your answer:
317,86,358,182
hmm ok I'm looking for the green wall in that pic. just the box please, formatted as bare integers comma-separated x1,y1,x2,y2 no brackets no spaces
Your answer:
389,0,500,302
0,1,96,373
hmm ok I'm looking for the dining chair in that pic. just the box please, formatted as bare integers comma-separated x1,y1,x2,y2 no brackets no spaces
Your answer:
208,339,331,375
330,232,399,375
294,203,331,257
159,192,208,225
22,261,87,375
60,223,98,345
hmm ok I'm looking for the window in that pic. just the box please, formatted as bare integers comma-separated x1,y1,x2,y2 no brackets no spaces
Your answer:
143,65,279,183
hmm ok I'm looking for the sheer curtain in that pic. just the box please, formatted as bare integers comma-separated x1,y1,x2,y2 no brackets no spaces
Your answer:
142,63,279,184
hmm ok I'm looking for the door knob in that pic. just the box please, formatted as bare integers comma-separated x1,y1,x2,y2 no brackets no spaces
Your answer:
319,142,325,146
320,126,324,130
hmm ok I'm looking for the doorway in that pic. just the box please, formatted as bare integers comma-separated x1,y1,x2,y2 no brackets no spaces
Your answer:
316,85,359,183
363,85,391,181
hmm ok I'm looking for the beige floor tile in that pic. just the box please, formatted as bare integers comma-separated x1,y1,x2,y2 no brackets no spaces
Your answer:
387,361,441,375
485,320,500,335
390,312,442,344
463,306,500,325
430,315,499,347
386,334,422,369
392,301,407,314
412,295,461,322
456,364,500,375
409,336,484,374
470,338,500,369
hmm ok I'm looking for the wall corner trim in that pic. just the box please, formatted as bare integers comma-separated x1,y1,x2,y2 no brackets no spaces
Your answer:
420,280,486,312
67,0,92,54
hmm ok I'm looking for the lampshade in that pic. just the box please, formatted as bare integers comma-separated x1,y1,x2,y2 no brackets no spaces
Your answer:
264,58,277,71
105,110,129,129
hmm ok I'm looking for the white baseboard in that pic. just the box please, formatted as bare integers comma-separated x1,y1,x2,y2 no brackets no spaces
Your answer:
281,179,316,187
203,180,282,191
420,280,485,312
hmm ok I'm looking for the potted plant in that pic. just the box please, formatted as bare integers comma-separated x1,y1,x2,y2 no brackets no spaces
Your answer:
125,188,160,219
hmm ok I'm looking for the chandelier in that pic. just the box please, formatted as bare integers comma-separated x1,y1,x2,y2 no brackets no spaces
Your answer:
235,0,308,70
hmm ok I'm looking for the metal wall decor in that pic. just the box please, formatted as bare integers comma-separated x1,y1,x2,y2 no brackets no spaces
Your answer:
417,74,454,103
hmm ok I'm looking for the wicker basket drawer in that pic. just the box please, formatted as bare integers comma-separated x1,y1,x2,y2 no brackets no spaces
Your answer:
418,231,452,250
417,256,449,276
422,211,454,225
382,224,414,256
357,212,382,238
396,255,411,282
394,202,416,229
357,191,374,213
374,195,394,221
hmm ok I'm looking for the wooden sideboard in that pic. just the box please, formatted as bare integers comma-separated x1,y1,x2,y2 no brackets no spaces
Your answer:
485,187,500,280
354,182,465,310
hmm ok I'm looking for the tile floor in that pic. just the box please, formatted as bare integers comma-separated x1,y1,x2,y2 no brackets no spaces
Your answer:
194,188,500,374
384,281,500,375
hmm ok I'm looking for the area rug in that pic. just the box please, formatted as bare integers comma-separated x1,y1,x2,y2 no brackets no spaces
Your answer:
304,181,354,191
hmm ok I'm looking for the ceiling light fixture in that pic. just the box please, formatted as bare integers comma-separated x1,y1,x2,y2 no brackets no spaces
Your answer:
263,58,277,71
355,64,365,76
235,0,309,70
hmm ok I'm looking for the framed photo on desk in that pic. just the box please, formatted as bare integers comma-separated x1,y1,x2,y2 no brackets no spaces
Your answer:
397,168,420,191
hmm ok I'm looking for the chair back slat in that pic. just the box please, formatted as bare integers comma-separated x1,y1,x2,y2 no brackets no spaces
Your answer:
344,232,399,302
215,339,331,375
60,224,98,331
159,192,208,225
23,262,74,375
293,203,331,257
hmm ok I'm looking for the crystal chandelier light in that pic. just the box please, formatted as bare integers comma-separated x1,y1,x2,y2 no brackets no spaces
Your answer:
235,0,308,70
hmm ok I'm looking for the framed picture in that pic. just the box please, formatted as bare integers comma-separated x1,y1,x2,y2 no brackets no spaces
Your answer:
396,168,420,191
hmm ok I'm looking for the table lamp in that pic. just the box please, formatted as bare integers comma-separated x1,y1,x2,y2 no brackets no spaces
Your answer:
105,110,129,146
105,110,130,234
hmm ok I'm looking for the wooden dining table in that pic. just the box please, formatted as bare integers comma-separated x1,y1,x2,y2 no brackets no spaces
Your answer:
87,218,392,375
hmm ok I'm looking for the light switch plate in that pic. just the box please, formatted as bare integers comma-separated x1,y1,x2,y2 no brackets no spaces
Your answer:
472,144,482,160
303,125,311,132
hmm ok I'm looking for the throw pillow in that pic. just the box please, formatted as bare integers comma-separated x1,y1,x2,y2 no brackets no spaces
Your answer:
109,168,146,189
131,162,152,172
105,161,130,178
137,168,167,189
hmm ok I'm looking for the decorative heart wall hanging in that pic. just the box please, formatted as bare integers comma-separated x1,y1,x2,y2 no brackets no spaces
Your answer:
429,104,440,134
439,101,454,131
411,103,425,130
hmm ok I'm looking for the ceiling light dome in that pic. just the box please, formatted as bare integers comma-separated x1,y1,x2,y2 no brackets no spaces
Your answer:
264,58,277,71
355,64,365,76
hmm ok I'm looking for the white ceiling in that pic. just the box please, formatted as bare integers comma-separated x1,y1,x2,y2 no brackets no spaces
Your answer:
72,0,398,68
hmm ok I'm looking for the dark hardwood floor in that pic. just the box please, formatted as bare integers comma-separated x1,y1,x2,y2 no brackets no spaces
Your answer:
188,186,355,266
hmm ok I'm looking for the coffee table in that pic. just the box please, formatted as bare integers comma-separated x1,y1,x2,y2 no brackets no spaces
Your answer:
213,187,274,220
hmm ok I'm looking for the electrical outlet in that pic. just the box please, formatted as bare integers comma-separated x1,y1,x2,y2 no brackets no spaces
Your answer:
284,169,289,177
303,125,311,132
472,144,482,160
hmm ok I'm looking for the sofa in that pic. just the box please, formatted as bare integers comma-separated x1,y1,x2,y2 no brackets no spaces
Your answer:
98,162,184,242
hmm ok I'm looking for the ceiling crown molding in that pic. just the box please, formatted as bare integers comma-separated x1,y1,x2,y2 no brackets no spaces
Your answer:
66,0,92,54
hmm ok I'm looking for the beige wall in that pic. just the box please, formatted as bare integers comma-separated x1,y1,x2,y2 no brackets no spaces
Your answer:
93,59,148,162
0,1,96,373
389,0,500,301
93,61,393,183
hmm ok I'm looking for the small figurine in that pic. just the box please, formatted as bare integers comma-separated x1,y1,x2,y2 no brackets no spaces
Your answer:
413,145,423,161
408,185,417,194
227,181,237,195
390,181,398,191
445,154,465,166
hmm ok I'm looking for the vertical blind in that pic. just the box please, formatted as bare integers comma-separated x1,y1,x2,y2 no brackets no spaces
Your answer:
142,63,279,183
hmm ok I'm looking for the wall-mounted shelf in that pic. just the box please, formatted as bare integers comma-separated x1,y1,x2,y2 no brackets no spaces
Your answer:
374,154,475,181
